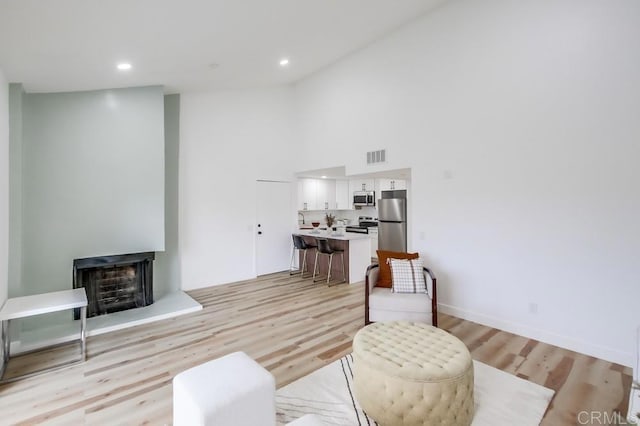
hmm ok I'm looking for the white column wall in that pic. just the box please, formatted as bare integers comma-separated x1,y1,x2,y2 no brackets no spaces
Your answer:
20,86,165,296
0,68,8,308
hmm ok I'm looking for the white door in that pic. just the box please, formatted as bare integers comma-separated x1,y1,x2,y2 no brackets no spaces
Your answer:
256,180,292,275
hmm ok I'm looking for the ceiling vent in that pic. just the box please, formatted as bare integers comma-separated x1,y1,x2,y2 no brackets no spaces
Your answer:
367,149,386,165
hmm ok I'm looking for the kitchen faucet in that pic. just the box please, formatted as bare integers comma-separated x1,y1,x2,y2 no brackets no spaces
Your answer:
298,212,305,225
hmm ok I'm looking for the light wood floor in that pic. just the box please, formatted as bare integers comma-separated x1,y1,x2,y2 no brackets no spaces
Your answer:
0,272,632,425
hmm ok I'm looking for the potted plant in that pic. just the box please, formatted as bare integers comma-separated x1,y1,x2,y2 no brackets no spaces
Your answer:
325,213,336,229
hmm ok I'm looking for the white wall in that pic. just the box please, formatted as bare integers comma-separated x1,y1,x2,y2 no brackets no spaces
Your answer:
0,68,9,308
295,0,640,366
20,86,165,295
180,87,296,290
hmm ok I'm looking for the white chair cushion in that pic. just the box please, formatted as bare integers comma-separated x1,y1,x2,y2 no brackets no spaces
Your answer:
369,287,432,313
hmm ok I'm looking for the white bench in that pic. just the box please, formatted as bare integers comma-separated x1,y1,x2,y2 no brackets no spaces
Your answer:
0,288,88,382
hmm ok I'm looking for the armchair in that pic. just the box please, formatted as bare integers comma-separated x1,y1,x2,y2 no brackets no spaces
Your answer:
364,263,437,326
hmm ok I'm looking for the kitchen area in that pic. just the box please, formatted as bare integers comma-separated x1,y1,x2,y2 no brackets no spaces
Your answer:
293,169,410,283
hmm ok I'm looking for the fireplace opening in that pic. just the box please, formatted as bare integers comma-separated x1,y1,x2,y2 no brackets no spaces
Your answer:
73,252,155,319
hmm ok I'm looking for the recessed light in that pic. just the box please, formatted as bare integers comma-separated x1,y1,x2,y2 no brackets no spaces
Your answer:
117,63,132,71
279,58,290,67
321,175,327,179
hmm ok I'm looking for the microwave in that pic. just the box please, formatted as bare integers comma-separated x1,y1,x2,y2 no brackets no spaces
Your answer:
353,191,376,207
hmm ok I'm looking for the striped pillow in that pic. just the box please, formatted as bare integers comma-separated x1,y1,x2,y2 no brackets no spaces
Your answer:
389,258,426,294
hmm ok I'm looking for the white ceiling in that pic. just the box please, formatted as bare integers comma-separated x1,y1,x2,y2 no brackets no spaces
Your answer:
0,0,446,94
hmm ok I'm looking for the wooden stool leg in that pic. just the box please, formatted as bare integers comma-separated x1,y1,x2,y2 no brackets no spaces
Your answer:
301,248,307,276
307,249,316,278
312,252,320,282
327,253,333,284
289,246,296,275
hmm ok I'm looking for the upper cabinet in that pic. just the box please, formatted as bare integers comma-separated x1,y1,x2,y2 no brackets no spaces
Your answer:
298,178,337,211
375,178,406,192
349,178,375,194
316,179,336,210
335,179,351,210
297,177,406,211
298,178,317,211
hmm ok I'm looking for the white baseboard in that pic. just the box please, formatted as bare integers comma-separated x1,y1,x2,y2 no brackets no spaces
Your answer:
439,303,634,368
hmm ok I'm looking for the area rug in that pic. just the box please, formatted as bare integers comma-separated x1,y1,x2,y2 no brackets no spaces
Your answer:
276,353,554,425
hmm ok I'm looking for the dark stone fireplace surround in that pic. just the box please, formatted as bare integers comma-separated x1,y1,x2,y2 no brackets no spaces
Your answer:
73,252,155,319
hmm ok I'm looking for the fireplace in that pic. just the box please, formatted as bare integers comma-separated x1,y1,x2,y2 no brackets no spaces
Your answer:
73,252,155,319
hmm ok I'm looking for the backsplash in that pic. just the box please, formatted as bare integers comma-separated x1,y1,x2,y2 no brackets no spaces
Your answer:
298,206,377,227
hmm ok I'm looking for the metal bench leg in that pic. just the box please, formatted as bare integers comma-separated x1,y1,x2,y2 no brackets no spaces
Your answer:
80,306,87,362
0,320,9,380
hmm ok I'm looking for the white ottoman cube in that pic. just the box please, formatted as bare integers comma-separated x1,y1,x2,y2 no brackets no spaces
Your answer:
173,351,276,426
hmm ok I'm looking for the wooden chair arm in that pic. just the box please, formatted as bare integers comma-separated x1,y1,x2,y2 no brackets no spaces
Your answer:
364,264,380,325
366,264,380,293
423,267,438,327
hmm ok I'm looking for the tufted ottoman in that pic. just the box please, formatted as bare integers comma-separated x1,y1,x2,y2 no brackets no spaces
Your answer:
352,321,474,426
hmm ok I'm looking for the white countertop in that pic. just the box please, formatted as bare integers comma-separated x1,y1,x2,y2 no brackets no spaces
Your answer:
295,229,371,241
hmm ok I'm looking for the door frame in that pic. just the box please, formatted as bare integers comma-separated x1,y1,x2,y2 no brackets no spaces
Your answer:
255,179,294,276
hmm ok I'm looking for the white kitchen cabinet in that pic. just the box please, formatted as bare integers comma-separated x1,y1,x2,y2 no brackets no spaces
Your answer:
376,178,406,192
369,228,379,259
316,179,336,210
335,179,351,210
349,178,375,194
392,179,406,190
298,178,317,211
298,178,339,211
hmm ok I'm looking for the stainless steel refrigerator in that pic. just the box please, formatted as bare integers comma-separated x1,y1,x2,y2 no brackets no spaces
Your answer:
378,197,407,252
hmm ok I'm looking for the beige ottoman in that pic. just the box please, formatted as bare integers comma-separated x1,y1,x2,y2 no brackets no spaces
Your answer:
352,321,474,426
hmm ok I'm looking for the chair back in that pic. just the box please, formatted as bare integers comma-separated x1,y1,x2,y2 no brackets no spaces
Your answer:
292,234,305,250
315,238,334,254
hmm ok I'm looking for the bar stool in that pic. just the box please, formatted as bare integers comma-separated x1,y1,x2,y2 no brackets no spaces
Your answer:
312,238,346,285
290,235,316,277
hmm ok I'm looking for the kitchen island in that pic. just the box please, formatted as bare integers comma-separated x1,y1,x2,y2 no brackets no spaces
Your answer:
294,230,371,284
